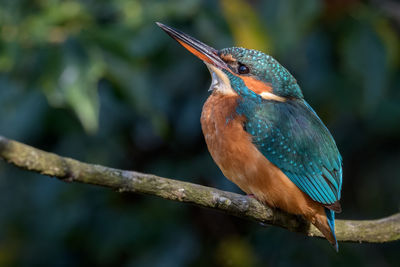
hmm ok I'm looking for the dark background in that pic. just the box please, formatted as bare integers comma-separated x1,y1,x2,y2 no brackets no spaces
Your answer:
1,0,399,266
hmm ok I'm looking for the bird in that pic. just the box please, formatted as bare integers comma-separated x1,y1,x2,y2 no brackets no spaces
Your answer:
156,22,343,251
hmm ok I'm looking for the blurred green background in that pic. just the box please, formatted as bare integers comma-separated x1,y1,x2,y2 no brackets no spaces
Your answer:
1,0,400,266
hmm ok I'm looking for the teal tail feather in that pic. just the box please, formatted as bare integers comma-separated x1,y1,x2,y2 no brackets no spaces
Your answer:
325,207,338,252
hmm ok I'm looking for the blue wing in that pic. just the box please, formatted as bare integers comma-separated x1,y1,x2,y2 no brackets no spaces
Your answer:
239,99,342,205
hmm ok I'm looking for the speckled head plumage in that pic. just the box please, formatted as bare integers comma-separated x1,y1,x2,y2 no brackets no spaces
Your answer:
219,47,303,99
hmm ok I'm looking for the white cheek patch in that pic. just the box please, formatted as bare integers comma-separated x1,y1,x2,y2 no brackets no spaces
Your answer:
205,63,237,96
260,92,286,102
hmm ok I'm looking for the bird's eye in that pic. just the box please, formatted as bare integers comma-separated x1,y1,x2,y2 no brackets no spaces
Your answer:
238,64,249,74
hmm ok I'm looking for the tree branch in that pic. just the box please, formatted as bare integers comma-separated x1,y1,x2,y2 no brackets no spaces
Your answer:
0,135,399,243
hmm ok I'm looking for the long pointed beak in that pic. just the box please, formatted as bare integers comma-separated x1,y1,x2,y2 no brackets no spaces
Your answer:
156,22,228,70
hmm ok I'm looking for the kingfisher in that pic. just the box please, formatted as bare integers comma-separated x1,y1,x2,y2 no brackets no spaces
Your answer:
157,22,343,251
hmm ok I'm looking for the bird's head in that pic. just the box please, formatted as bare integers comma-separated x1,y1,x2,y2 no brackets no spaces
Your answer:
157,22,303,101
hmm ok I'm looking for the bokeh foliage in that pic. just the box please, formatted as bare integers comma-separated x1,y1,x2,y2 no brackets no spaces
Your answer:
1,0,400,266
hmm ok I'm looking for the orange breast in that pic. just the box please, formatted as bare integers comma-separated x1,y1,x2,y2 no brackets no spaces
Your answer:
200,92,324,218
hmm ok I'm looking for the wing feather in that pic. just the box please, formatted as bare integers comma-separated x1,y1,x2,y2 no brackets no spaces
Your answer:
240,99,342,205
